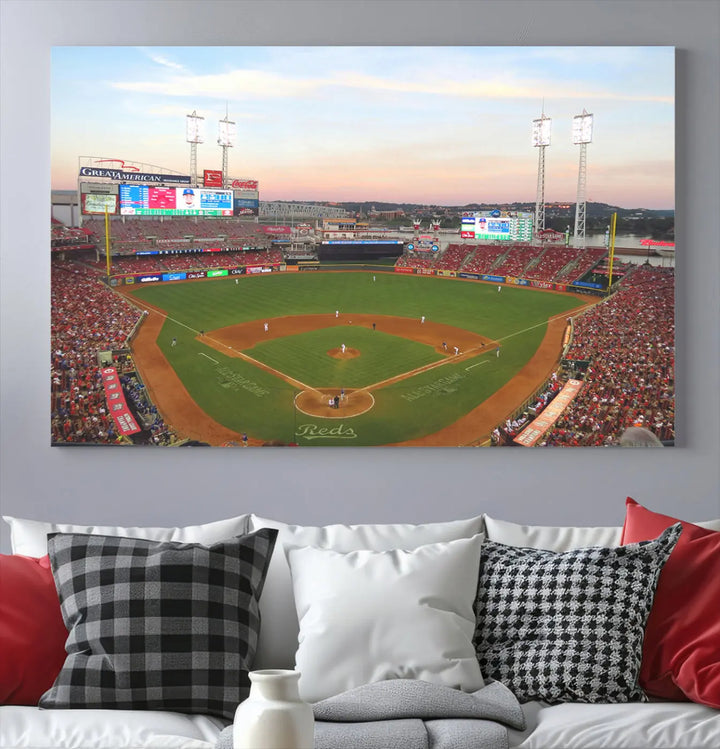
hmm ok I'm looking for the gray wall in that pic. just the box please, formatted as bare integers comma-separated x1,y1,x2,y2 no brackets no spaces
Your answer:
1,1,718,552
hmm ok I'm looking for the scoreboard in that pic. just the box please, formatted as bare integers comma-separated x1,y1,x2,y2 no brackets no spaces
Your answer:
119,185,233,216
460,211,533,241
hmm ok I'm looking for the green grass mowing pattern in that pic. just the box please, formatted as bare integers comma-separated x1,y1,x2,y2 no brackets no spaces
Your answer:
246,327,443,388
157,320,298,443
133,272,582,445
292,325,545,446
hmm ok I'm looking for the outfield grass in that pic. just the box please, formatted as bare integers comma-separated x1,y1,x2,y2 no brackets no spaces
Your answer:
130,271,581,445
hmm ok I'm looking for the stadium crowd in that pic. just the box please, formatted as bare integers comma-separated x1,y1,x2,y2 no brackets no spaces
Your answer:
542,265,675,446
50,260,178,445
395,242,608,284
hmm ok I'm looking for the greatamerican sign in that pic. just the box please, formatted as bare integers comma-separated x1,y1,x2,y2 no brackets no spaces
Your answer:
79,167,191,184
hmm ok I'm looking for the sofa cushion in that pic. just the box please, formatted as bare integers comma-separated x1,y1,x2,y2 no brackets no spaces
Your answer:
248,514,484,670
3,699,719,749
2,514,251,557
474,524,681,704
287,535,485,702
622,497,720,707
483,513,720,552
0,705,227,748
39,529,277,721
0,555,67,705
483,515,622,551
509,700,720,749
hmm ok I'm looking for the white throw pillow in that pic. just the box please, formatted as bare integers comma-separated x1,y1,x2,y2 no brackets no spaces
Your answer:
248,514,484,670
2,514,251,557
483,514,720,552
287,535,485,703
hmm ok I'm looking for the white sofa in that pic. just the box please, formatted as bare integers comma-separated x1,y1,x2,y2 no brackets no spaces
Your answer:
1,510,719,749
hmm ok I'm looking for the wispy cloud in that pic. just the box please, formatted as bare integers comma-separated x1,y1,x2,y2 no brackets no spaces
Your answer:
113,70,319,99
139,48,187,72
112,68,672,104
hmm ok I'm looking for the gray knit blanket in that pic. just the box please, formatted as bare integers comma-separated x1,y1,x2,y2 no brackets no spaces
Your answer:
216,679,525,749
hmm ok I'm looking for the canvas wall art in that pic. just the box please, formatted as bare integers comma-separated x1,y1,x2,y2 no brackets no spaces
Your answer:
50,46,675,447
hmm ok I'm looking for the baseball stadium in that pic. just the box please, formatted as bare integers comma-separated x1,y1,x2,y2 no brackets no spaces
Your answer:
51,153,675,447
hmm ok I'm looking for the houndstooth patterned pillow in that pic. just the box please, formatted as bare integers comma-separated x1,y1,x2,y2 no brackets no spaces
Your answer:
474,523,681,704
39,529,277,720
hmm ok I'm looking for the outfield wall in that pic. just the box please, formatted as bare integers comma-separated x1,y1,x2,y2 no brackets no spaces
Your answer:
397,267,606,296
106,262,605,298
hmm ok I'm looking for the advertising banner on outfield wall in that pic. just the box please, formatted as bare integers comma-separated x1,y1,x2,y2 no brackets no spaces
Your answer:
101,367,141,436
395,267,414,274
482,275,505,283
514,379,583,446
573,280,604,289
459,273,480,280
436,270,457,278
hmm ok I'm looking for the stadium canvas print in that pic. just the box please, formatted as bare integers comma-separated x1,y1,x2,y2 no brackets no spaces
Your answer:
51,46,675,447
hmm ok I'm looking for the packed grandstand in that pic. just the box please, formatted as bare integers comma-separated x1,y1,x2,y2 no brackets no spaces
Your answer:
50,214,674,446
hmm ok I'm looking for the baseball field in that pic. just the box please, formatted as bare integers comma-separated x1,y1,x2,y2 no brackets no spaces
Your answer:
124,270,590,446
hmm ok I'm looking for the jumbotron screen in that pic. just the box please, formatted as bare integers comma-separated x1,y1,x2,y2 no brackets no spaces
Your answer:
460,211,533,241
119,185,233,216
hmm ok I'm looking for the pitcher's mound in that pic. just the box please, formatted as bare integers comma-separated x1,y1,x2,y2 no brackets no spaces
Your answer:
328,347,360,359
295,388,374,418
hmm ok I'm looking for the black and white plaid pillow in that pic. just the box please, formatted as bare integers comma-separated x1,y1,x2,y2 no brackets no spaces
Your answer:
474,523,681,704
39,528,277,720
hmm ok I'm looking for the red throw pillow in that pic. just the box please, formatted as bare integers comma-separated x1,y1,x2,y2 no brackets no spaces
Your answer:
621,497,720,707
0,554,68,705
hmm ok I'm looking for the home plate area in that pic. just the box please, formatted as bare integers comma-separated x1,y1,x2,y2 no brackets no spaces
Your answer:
295,388,375,419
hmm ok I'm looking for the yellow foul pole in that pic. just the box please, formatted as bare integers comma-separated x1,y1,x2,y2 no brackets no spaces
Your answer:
607,212,617,291
104,207,111,277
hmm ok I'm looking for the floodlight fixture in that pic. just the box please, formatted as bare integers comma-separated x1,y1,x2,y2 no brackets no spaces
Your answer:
218,118,237,148
532,116,552,147
186,111,205,144
572,110,593,144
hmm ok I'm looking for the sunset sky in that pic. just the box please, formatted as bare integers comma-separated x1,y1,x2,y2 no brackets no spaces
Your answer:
51,46,674,209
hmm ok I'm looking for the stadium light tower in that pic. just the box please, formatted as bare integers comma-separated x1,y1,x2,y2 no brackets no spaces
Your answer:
532,107,552,243
218,105,236,187
572,109,593,248
186,111,205,186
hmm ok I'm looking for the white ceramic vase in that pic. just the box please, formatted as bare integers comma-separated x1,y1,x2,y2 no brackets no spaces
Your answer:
233,669,314,749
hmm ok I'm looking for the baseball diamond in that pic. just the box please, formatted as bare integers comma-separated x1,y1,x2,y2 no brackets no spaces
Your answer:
123,270,590,446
